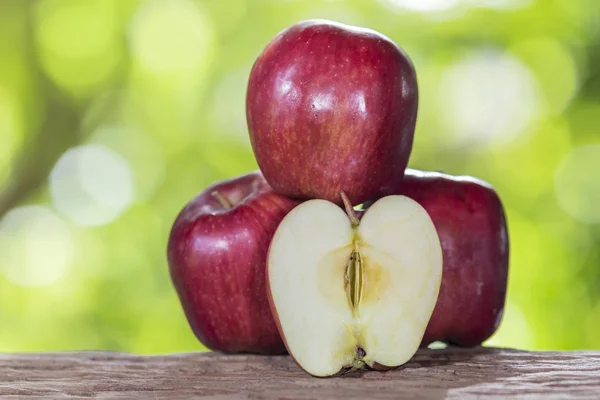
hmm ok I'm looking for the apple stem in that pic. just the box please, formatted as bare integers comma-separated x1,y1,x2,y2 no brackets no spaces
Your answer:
340,191,359,227
211,191,233,209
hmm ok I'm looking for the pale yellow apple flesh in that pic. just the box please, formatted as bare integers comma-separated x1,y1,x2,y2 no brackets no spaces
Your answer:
267,195,443,377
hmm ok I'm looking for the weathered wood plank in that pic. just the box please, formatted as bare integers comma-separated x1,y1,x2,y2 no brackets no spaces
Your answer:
0,347,599,399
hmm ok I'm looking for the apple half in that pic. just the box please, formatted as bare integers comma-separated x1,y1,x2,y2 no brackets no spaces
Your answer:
267,193,443,377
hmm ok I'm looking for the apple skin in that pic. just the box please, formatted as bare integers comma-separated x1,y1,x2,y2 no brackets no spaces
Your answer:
360,169,509,346
401,169,509,346
167,171,301,354
246,19,418,206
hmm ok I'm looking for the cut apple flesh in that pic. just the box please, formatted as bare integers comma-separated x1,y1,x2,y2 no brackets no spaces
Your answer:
267,195,443,377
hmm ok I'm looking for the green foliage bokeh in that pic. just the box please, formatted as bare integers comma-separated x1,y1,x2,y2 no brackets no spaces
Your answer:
1,0,599,353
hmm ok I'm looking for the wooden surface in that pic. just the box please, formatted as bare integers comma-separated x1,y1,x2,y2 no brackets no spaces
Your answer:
0,347,599,399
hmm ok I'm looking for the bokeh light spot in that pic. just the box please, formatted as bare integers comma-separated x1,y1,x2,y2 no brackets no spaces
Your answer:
34,0,122,95
201,0,247,38
554,144,600,224
208,67,251,146
379,0,528,14
438,49,539,149
0,206,74,287
510,37,578,114
380,0,459,12
89,125,165,202
50,144,134,227
129,0,215,74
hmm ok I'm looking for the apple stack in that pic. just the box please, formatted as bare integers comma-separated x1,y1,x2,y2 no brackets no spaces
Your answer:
168,20,509,377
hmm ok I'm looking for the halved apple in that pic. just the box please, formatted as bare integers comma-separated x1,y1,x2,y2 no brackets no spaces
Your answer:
266,193,443,377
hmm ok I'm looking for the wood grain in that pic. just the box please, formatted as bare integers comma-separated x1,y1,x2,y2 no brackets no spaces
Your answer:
0,347,599,399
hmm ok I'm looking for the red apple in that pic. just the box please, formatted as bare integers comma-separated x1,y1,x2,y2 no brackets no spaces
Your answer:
394,169,509,346
167,171,300,354
246,19,418,206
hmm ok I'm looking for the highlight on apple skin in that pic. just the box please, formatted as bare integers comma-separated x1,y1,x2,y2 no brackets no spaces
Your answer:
167,171,301,354
246,19,418,206
266,192,443,377
395,169,509,347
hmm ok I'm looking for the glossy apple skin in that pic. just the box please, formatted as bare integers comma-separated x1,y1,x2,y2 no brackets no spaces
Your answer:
399,169,509,347
246,19,418,206
167,172,301,354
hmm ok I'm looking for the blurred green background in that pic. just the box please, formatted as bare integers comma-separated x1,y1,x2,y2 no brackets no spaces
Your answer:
1,0,599,353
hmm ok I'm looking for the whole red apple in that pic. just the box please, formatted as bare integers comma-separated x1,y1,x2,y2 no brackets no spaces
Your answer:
167,171,300,354
400,169,509,346
246,19,418,206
